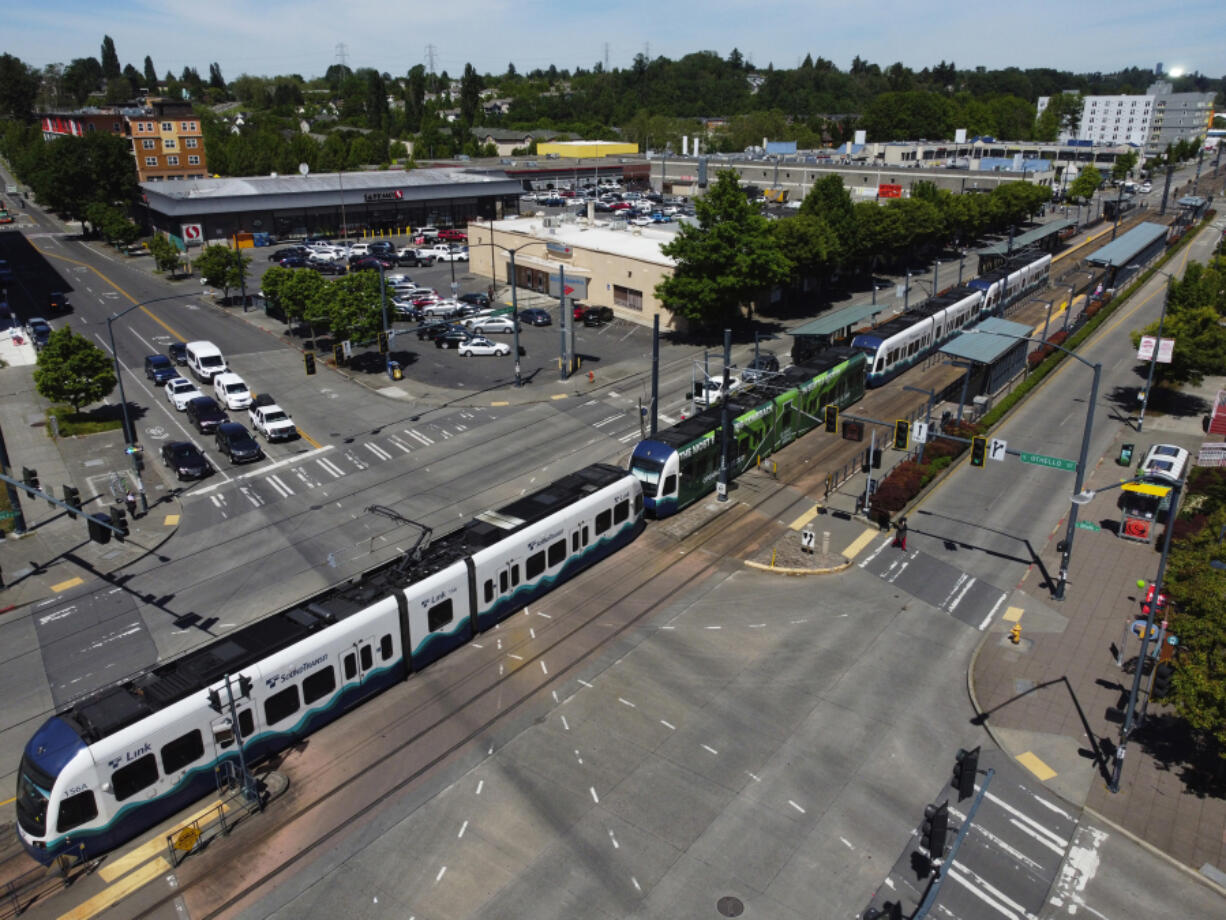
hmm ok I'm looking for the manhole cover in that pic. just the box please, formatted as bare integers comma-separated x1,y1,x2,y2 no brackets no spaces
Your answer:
717,896,744,917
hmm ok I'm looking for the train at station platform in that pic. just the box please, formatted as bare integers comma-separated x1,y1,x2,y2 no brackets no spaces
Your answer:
15,464,643,864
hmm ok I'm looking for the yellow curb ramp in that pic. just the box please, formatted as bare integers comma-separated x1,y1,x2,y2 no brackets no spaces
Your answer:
743,557,853,576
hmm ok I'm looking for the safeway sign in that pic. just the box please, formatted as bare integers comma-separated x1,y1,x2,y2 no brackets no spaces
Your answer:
1137,336,1174,363
181,223,203,246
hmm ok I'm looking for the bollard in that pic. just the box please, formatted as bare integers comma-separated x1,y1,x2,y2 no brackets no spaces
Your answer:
821,531,830,555
1009,623,1022,644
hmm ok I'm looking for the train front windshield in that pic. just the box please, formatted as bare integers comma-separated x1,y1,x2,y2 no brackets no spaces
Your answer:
16,754,52,836
630,456,664,494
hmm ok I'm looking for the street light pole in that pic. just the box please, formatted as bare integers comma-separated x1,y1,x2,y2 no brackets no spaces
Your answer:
1137,280,1172,433
489,237,549,388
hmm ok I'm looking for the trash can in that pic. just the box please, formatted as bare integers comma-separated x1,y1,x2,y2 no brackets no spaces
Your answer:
388,361,403,381
1117,443,1134,466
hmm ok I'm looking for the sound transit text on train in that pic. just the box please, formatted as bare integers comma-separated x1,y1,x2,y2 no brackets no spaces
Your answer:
265,652,329,690
527,528,564,552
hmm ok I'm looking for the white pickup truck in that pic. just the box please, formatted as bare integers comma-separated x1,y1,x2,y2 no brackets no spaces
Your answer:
249,397,297,441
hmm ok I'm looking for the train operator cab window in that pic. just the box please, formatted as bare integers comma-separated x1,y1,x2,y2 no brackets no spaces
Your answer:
595,509,612,535
303,667,337,705
663,474,677,495
112,754,158,802
613,499,630,525
56,789,99,833
265,685,301,726
547,539,566,568
161,730,205,774
635,493,643,514
381,634,393,660
428,598,453,631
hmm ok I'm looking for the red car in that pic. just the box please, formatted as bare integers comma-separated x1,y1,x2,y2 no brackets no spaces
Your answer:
609,201,633,211
439,228,467,243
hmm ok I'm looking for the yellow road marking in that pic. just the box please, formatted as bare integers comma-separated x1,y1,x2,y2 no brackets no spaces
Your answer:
1016,751,1057,781
789,506,820,531
51,577,83,593
162,514,180,526
58,856,171,920
841,527,880,559
0,795,14,807
297,429,322,449
550,393,568,400
490,400,510,406
1002,606,1024,623
98,796,231,882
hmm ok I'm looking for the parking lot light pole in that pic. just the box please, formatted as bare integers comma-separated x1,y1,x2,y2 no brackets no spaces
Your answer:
489,238,548,388
106,295,185,513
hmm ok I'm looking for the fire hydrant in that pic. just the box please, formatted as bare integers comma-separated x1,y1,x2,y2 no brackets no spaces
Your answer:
587,370,595,383
1009,623,1022,644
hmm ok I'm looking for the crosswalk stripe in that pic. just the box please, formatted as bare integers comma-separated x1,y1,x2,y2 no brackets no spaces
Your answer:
387,435,412,453
343,450,368,470
239,486,262,507
365,442,393,461
317,457,345,478
406,429,434,446
265,474,293,498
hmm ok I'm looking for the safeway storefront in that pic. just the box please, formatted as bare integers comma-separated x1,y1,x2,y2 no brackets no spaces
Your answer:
141,168,523,246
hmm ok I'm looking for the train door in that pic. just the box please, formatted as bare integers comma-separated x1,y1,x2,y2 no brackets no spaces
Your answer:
570,522,590,558
343,637,380,700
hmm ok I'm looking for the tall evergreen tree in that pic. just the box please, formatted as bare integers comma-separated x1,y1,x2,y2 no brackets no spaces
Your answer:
100,35,121,79
208,62,226,90
143,56,158,92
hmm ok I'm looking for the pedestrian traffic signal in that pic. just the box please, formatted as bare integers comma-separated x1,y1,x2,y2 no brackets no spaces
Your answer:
304,351,316,375
970,436,987,468
893,419,909,451
22,466,39,491
1151,662,1175,700
921,802,949,858
377,331,389,354
333,343,345,366
62,485,81,519
86,513,112,545
952,746,980,801
109,505,129,541
824,404,838,433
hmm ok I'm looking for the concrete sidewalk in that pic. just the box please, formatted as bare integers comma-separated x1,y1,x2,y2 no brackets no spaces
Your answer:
969,375,1226,884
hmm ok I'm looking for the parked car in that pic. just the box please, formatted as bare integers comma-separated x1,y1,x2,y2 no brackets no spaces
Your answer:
310,260,346,275
435,248,469,262
742,353,781,383
391,299,422,321
47,291,68,312
212,372,253,410
692,375,742,407
249,402,297,441
518,307,552,326
458,292,490,309
168,342,188,365
160,441,213,481
582,305,615,327
165,377,203,410
268,247,308,262
417,322,459,342
27,317,52,348
469,315,519,335
458,336,510,357
185,396,227,434
434,328,472,349
350,255,396,271
397,248,434,266
143,353,178,385
439,228,467,243
276,256,310,269
215,422,263,464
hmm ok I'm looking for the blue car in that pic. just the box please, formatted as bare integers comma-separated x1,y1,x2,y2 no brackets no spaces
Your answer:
144,354,178,385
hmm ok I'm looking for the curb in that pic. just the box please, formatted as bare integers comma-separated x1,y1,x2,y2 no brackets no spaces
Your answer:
1081,804,1226,899
743,556,853,577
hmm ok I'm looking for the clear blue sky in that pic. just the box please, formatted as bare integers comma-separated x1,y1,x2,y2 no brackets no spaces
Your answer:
7,0,1224,85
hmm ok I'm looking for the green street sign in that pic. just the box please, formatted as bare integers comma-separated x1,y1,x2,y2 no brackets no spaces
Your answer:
1076,520,1102,532
1020,451,1078,472
0,510,17,520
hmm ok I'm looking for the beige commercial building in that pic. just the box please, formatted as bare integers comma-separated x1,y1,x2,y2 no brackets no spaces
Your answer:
468,215,680,330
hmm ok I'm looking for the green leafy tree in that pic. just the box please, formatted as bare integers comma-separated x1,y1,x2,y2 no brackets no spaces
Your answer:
26,132,137,224
656,170,791,330
460,63,482,127
62,57,102,105
1067,166,1101,204
1111,150,1139,183
324,270,383,344
0,53,39,119
1130,259,1226,385
772,214,838,284
33,325,117,412
278,266,328,343
148,234,181,274
194,245,250,303
799,174,856,268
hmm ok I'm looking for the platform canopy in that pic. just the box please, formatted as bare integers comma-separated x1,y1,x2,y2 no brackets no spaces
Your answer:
790,301,893,337
1085,222,1168,268
939,317,1033,364
976,219,1075,257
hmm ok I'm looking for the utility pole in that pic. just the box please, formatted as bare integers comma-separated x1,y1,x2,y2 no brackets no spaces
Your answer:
0,423,28,535
1159,164,1174,216
650,314,659,436
717,329,731,502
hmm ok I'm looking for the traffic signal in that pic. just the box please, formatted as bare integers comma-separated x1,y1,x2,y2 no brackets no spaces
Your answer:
970,436,987,468
824,404,838,433
871,448,882,469
86,513,112,545
333,343,345,366
304,351,317,375
22,466,39,491
952,746,980,801
109,505,129,541
237,674,254,698
1151,662,1175,700
920,802,949,858
208,688,222,713
893,420,909,451
62,485,81,519
377,331,389,354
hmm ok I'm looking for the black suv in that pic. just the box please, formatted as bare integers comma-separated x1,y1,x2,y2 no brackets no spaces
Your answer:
458,292,491,309
742,353,781,383
417,322,458,342
47,291,68,312
582,305,614,327
215,422,263,464
185,396,227,434
434,328,472,349
168,342,188,365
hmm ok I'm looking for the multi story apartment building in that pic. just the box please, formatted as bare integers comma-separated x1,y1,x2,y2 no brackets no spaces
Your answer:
1037,81,1215,153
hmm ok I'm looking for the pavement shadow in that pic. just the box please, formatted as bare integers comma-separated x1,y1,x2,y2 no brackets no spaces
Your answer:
1133,711,1226,798
911,508,1049,575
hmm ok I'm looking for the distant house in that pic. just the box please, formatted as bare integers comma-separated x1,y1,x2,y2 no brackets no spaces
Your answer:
472,127,572,157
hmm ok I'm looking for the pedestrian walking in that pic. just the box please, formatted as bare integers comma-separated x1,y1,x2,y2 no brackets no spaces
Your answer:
125,489,137,518
893,515,908,551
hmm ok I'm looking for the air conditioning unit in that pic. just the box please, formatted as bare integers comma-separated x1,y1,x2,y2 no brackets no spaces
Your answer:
542,216,561,228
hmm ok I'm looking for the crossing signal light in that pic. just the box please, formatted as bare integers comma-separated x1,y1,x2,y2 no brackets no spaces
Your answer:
237,674,254,697
304,351,317,375
893,419,909,450
377,331,389,354
920,802,949,858
109,505,129,541
86,513,112,545
952,746,980,801
333,343,345,366
824,404,838,433
970,436,987,468
1151,662,1175,700
22,466,39,491
62,484,81,519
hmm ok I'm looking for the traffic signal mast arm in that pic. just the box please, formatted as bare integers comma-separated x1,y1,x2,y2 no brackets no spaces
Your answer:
0,473,129,539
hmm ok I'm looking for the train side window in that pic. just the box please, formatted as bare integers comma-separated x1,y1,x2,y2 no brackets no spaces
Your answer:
161,730,204,774
511,564,520,586
581,527,589,546
380,634,393,660
302,666,337,705
526,551,545,579
663,474,676,495
571,531,580,552
613,499,629,525
344,653,357,680
56,790,98,833
484,579,494,603
547,539,566,568
112,754,158,802
264,685,300,726
238,709,254,738
428,598,453,631
594,509,611,535
875,357,884,373
360,644,373,670
500,570,508,593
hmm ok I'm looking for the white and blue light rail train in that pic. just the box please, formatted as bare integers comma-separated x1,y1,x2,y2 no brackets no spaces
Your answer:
852,252,1052,386
16,464,644,864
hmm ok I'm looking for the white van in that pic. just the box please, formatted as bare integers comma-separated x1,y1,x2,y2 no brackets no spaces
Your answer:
185,340,227,382
212,372,252,410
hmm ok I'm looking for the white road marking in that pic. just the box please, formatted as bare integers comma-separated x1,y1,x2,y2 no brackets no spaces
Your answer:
343,449,368,470
435,866,447,883
536,611,552,619
265,474,293,498
841,837,855,850
457,820,468,838
608,829,619,849
746,771,760,782
239,486,262,507
406,428,434,446
540,660,548,675
979,593,1007,631
593,414,620,428
618,697,636,708
788,800,806,814
947,861,1039,920
589,786,599,803
561,716,569,731
574,749,583,765
660,720,675,730
317,456,345,478
985,791,1070,850
475,780,483,795
577,678,592,688
387,434,412,453
701,744,718,756
365,442,392,461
